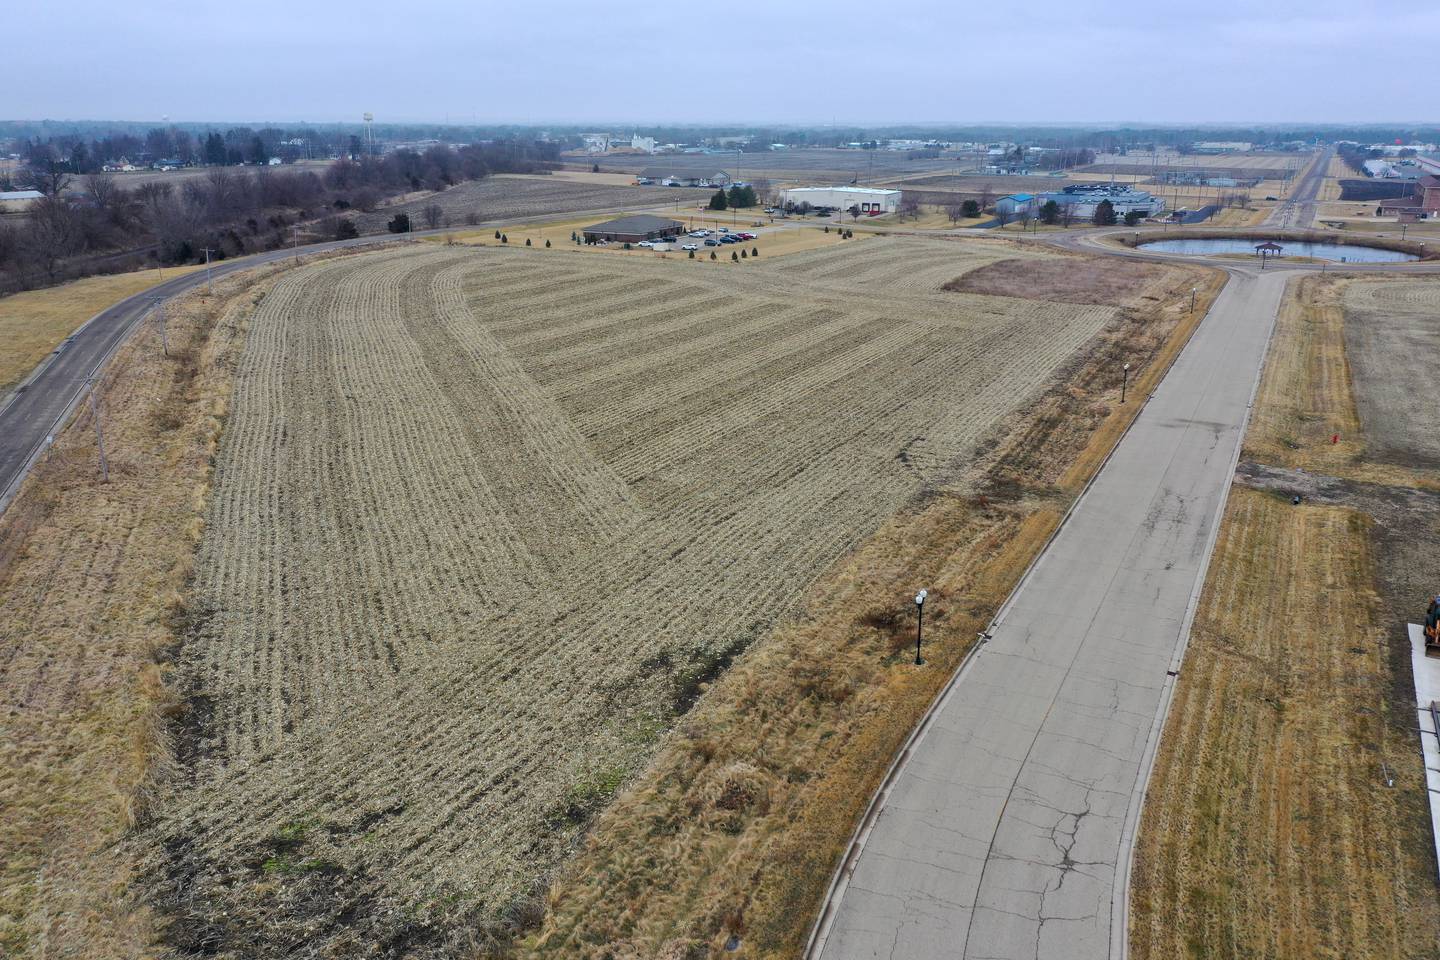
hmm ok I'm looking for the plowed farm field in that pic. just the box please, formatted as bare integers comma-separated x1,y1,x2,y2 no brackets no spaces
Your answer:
148,237,1122,954
348,174,675,234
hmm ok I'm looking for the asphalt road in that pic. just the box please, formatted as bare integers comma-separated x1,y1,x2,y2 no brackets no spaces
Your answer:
0,235,386,512
0,198,692,514
1267,145,1333,229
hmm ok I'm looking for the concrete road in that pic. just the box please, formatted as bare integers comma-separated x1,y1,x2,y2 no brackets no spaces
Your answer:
810,262,1290,960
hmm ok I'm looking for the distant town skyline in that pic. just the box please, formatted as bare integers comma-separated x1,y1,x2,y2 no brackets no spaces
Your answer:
7,0,1437,125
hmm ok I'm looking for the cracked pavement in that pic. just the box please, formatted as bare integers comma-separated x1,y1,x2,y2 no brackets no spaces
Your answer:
814,267,1290,959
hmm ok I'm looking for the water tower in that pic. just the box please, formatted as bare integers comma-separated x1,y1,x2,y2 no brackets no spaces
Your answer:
363,112,374,155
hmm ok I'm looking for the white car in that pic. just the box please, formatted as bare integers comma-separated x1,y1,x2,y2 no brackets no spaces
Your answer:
681,242,699,251
691,229,710,237
637,240,655,248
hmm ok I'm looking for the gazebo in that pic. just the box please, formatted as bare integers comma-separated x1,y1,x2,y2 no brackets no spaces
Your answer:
1255,240,1284,268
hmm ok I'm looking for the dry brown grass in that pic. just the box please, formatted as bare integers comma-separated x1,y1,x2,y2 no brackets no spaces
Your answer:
1244,276,1440,490
0,263,277,958
1130,488,1439,959
527,256,1222,959
0,263,204,397
1130,272,1440,959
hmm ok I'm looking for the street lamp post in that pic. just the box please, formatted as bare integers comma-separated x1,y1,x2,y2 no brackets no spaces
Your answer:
1121,362,1131,404
914,589,928,665
1190,286,1197,312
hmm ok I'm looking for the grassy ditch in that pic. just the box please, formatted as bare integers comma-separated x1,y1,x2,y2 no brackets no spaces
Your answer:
0,256,336,960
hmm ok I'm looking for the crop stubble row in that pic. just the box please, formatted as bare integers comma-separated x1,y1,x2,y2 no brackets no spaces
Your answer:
156,235,1118,946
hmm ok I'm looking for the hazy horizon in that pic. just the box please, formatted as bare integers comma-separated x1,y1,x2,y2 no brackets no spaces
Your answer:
8,0,1437,127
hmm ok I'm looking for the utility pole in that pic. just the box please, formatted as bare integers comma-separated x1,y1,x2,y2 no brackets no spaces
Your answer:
201,247,216,295
146,297,168,356
292,223,302,263
87,386,108,482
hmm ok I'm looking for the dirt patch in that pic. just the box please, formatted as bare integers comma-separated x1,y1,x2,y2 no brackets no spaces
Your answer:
942,255,1169,305
1343,279,1440,469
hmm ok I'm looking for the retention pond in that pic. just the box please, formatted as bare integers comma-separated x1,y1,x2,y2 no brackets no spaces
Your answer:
1140,237,1418,263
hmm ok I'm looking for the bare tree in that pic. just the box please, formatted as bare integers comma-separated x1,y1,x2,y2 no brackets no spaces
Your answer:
83,172,120,210
27,157,72,197
750,176,772,206
994,206,1014,227
899,191,921,219
947,203,966,225
422,203,443,230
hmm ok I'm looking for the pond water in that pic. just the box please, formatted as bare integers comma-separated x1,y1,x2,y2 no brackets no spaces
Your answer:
1140,237,1418,263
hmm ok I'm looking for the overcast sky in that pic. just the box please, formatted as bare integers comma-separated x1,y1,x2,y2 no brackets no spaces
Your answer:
7,0,1434,126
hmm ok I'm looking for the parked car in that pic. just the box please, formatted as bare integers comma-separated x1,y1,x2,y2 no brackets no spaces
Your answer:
681,242,699,251
689,230,707,237
704,238,720,246
719,227,730,233
637,240,655,248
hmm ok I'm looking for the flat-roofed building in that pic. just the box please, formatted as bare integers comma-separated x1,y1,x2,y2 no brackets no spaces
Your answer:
0,189,43,213
780,186,901,214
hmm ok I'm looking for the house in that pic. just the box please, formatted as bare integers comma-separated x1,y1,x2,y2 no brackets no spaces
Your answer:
0,189,43,213
581,214,686,244
630,134,657,154
995,194,1038,219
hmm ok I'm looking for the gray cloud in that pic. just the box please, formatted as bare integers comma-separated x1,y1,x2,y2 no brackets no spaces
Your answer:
6,0,1432,124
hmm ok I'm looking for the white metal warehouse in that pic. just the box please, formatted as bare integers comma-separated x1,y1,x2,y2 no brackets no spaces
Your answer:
781,186,901,214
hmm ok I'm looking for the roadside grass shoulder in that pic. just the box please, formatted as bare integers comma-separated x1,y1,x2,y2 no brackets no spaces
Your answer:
0,253,347,960
0,264,205,399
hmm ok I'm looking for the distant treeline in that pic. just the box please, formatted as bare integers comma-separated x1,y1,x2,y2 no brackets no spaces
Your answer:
0,139,559,294
4,124,561,177
7,120,1440,160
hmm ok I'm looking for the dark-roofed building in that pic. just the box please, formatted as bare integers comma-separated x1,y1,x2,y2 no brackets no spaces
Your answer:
1375,176,1440,219
582,215,686,243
